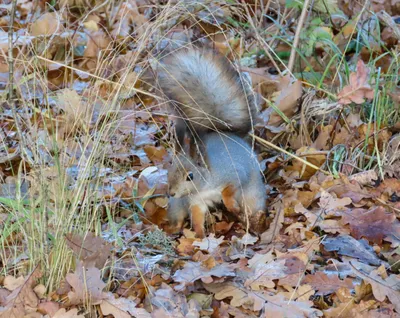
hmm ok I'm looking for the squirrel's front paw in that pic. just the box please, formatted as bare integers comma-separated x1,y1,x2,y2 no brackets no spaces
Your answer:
221,184,240,213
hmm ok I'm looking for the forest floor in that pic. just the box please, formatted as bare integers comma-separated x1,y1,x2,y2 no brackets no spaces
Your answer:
1,0,400,317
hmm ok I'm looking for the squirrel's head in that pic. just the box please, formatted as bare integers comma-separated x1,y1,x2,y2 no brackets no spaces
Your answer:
168,154,204,197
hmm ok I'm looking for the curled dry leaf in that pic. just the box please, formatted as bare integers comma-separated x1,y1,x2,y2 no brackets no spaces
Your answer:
322,235,382,266
352,263,400,313
268,75,303,127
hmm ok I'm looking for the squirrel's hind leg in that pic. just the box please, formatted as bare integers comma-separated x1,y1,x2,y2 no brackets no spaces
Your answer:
221,184,241,214
190,203,208,238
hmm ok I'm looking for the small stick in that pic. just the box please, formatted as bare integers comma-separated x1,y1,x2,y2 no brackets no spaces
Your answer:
8,0,17,102
288,0,312,73
250,134,330,175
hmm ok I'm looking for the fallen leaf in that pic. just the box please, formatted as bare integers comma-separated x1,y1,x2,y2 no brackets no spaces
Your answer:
65,232,112,269
173,261,235,291
37,301,60,316
236,233,258,246
268,76,302,127
245,259,288,290
341,206,400,244
100,292,151,318
263,293,323,318
338,60,374,105
30,12,61,36
322,235,382,266
281,284,315,301
260,202,284,243
303,272,354,295
53,308,85,318
66,260,106,306
352,264,400,313
192,234,224,254
203,282,253,308
0,267,42,318
3,276,25,291
150,283,200,317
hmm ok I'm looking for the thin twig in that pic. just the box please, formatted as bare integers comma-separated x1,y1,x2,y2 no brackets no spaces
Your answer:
8,0,17,102
287,0,312,73
250,134,330,175
7,0,33,166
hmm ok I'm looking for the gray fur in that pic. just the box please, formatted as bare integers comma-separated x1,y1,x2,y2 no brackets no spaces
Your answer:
156,48,256,136
168,132,266,217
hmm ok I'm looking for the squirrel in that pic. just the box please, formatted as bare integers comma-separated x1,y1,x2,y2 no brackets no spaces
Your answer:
156,47,256,148
155,47,266,237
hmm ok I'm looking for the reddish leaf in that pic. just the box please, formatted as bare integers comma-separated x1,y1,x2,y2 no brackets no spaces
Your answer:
303,272,354,295
341,207,400,244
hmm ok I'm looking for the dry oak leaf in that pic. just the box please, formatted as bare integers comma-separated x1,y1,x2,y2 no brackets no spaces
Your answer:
260,203,284,244
53,308,84,318
338,60,374,105
57,89,95,132
248,251,275,270
3,276,25,291
83,29,112,58
37,301,60,316
203,282,254,308
150,283,200,317
318,190,352,214
245,259,288,290
192,234,224,254
0,289,10,306
0,267,42,318
219,301,259,318
341,206,400,245
324,299,378,318
65,231,112,269
30,12,62,36
285,147,326,180
322,235,382,266
263,293,323,318
352,264,400,313
100,292,151,318
329,179,375,203
236,233,258,246
281,285,315,301
66,260,106,306
177,237,197,256
268,75,302,127
302,272,354,295
173,261,235,291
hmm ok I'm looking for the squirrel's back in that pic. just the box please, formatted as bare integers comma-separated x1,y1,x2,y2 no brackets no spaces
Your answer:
156,48,256,135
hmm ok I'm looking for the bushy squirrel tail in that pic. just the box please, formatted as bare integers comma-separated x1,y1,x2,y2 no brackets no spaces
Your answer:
156,48,257,138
